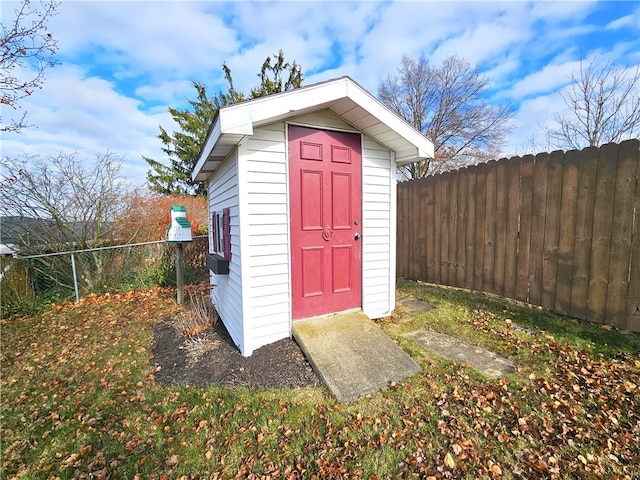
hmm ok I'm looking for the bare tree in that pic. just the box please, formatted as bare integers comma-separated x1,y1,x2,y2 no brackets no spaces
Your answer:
1,0,59,132
543,58,640,150
379,55,515,179
0,152,140,291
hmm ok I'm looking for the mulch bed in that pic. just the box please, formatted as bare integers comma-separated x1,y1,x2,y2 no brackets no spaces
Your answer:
151,319,320,389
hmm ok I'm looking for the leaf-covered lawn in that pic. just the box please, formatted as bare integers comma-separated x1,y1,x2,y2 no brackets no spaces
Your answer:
1,283,639,479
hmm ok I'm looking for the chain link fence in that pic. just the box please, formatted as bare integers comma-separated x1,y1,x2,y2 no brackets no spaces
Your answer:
1,236,209,317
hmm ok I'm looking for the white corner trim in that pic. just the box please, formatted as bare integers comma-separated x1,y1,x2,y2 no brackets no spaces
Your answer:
193,117,222,180
389,150,397,316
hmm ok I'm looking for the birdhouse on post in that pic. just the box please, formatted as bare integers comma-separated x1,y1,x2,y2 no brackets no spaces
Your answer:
167,205,192,305
167,205,193,243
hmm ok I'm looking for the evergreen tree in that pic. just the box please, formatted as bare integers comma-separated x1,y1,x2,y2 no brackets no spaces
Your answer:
250,51,303,98
144,82,220,196
145,51,303,196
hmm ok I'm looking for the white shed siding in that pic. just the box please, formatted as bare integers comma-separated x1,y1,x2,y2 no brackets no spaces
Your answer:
210,110,397,355
239,123,291,355
208,152,244,350
361,136,395,318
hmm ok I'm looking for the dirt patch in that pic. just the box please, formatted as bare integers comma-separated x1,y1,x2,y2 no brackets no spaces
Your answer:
151,319,320,389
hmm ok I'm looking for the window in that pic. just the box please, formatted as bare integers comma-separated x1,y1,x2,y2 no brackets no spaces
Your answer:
211,208,231,261
212,211,223,253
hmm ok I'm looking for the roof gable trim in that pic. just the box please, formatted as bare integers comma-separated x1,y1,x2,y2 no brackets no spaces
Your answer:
193,76,434,181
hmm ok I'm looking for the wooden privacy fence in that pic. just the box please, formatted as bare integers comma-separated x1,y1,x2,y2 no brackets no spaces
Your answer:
397,139,640,332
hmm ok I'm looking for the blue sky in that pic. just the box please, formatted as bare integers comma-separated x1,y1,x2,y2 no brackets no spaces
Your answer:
1,0,639,186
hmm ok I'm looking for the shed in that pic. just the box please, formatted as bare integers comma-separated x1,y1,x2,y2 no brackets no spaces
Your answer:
192,76,434,356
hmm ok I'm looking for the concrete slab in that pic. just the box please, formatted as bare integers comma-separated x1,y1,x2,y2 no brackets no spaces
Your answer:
397,297,435,314
404,330,516,378
292,311,422,403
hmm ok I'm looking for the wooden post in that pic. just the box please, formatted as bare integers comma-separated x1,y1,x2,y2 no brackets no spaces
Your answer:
176,243,184,304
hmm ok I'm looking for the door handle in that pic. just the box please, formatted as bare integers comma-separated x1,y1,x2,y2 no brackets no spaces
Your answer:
354,233,361,241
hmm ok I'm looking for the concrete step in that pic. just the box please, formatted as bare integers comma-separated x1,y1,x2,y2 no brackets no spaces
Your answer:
404,329,516,378
293,311,421,403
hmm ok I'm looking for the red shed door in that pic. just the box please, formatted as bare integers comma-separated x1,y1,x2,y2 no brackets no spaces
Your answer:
289,125,362,319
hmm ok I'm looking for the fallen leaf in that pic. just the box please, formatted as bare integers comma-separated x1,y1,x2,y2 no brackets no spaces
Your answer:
165,454,181,469
444,452,456,469
62,452,79,467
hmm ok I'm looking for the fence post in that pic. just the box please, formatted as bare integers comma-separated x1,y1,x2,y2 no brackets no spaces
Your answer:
70,252,80,303
176,244,184,305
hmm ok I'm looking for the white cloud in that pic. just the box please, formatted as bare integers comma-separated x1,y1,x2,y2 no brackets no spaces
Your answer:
606,8,640,30
2,0,638,188
508,59,581,100
52,2,240,82
429,6,531,66
216,1,388,93
528,1,595,23
502,91,566,157
135,79,194,105
1,64,176,185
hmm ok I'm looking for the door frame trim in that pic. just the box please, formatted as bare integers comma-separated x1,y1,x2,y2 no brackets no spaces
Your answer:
286,122,364,321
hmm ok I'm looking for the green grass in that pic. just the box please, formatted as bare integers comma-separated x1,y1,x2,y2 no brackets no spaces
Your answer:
393,279,640,366
1,282,639,479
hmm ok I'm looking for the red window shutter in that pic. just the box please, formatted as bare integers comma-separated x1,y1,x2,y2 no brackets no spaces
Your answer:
211,211,218,253
222,208,231,261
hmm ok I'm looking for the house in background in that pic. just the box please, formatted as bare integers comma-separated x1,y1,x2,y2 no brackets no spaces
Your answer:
192,76,434,356
0,243,18,257
0,217,50,257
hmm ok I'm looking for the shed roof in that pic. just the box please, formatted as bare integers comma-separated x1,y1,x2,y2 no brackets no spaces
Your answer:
192,76,434,181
